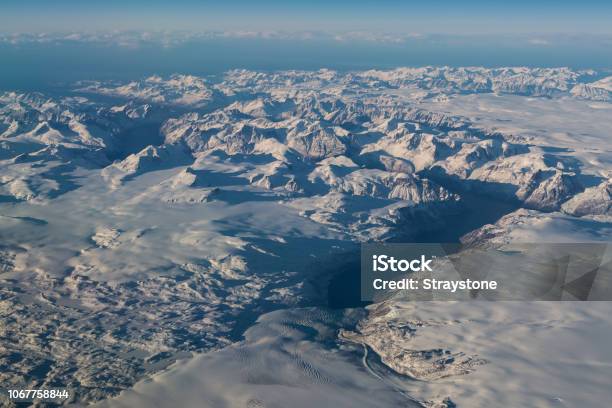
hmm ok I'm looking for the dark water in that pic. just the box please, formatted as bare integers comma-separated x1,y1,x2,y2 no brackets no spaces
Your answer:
326,191,520,309
106,122,166,161
327,257,368,309
413,192,519,244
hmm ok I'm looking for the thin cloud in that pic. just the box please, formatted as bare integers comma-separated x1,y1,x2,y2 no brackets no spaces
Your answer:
528,38,550,46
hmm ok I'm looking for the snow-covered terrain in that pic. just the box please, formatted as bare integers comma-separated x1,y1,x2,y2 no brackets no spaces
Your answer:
1,66,611,407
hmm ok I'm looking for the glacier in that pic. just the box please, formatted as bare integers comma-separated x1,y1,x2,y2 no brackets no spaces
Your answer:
0,66,611,407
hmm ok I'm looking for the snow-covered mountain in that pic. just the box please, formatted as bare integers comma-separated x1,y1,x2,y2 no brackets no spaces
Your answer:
1,66,611,406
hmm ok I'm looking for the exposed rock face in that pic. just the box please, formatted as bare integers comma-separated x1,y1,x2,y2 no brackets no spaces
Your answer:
521,170,583,211
1,66,610,405
341,306,487,381
571,83,612,101
435,138,527,179
466,154,584,211
459,208,542,247
102,144,192,188
309,166,456,204
287,123,351,160
562,179,612,217
77,74,218,107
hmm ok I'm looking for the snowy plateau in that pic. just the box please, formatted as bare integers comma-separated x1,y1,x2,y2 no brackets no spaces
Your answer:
0,66,611,407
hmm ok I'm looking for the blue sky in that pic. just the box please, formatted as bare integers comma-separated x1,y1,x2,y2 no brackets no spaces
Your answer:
2,0,612,34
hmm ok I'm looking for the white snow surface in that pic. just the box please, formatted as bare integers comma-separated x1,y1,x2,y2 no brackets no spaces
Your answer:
0,66,611,407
